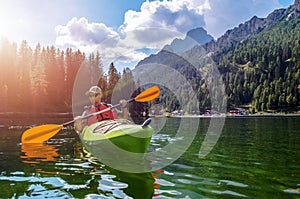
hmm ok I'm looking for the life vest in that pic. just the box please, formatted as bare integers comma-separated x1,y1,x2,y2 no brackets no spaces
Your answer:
87,103,116,126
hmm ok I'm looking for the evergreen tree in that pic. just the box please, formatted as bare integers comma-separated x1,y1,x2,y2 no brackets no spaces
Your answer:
106,62,120,102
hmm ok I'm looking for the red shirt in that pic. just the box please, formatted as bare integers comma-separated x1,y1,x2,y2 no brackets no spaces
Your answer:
87,103,116,126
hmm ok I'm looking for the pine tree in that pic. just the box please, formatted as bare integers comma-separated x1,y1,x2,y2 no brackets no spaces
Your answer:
18,40,32,111
106,62,120,102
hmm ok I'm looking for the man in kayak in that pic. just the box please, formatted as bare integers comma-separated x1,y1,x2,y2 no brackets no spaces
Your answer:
74,86,129,131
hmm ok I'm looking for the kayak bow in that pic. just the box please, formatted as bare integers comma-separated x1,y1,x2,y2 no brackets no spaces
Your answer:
79,119,153,154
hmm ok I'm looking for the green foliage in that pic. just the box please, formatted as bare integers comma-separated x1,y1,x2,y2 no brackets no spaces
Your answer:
150,18,300,114
214,18,300,113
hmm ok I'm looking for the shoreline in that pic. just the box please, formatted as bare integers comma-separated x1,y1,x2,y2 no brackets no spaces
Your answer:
0,112,73,119
0,112,299,128
155,112,300,118
0,111,299,120
0,112,74,128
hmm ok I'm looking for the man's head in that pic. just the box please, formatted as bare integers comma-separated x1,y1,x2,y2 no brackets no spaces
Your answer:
86,86,103,105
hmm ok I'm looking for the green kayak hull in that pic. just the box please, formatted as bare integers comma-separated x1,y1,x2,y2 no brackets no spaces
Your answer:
79,119,153,154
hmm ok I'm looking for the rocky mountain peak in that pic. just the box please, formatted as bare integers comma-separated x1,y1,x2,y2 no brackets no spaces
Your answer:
204,1,299,53
163,27,213,53
186,27,212,44
287,0,300,19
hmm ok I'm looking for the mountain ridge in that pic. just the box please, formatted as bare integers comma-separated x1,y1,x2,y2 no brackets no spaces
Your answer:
135,1,300,113
137,0,300,66
205,0,300,52
163,27,214,53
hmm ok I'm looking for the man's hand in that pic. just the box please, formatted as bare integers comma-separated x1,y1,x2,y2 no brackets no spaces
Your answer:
120,99,127,108
74,116,84,132
119,99,129,119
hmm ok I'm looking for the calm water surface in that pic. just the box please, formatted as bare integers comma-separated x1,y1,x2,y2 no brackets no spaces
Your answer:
0,117,299,198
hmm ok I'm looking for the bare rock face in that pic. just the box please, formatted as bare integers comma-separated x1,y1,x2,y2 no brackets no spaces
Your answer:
286,0,300,19
163,27,214,53
204,1,299,53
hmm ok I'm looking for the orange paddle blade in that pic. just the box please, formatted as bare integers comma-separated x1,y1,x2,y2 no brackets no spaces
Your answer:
21,124,63,143
135,86,160,102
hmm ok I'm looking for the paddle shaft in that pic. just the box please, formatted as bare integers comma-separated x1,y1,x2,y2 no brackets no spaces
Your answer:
22,99,132,143
21,85,160,143
62,99,134,127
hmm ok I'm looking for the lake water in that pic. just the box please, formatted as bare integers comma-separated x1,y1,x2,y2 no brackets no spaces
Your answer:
0,117,299,198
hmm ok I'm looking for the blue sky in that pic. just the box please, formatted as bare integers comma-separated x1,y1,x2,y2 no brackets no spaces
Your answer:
279,0,294,7
0,0,295,70
0,0,147,46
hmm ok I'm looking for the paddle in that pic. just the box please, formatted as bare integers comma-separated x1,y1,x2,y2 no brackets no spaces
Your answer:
21,86,160,143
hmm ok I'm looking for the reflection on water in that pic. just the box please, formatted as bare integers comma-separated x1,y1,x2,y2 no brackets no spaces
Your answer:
0,117,300,198
17,140,155,198
0,127,156,198
21,143,59,165
105,167,155,199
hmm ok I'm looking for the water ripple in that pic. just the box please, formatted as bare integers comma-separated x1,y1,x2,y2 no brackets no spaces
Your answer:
1,118,299,198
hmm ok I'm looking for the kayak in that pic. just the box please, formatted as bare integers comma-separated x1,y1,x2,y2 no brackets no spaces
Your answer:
79,119,153,154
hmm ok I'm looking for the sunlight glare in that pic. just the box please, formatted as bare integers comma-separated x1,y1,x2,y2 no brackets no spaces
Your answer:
0,8,24,40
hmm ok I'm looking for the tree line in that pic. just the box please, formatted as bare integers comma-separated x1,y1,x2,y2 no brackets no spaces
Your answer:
0,39,131,114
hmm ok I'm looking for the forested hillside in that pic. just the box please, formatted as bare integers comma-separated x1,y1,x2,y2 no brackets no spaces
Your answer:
137,4,300,114
215,18,300,113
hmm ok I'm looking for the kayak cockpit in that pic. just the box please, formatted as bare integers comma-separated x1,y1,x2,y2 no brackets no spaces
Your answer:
93,120,134,134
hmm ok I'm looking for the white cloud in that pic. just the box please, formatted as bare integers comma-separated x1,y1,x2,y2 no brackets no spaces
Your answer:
119,0,282,46
120,0,281,39
54,17,163,68
120,0,207,35
93,37,146,65
54,0,284,69
55,17,119,51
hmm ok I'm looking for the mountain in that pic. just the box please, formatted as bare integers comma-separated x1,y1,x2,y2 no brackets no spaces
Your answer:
205,0,300,52
138,1,300,67
136,0,300,113
137,27,213,67
163,27,214,53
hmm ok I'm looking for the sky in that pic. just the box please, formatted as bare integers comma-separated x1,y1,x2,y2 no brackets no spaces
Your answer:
0,0,295,70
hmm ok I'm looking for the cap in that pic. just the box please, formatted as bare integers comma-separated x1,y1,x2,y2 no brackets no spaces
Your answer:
85,86,102,95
